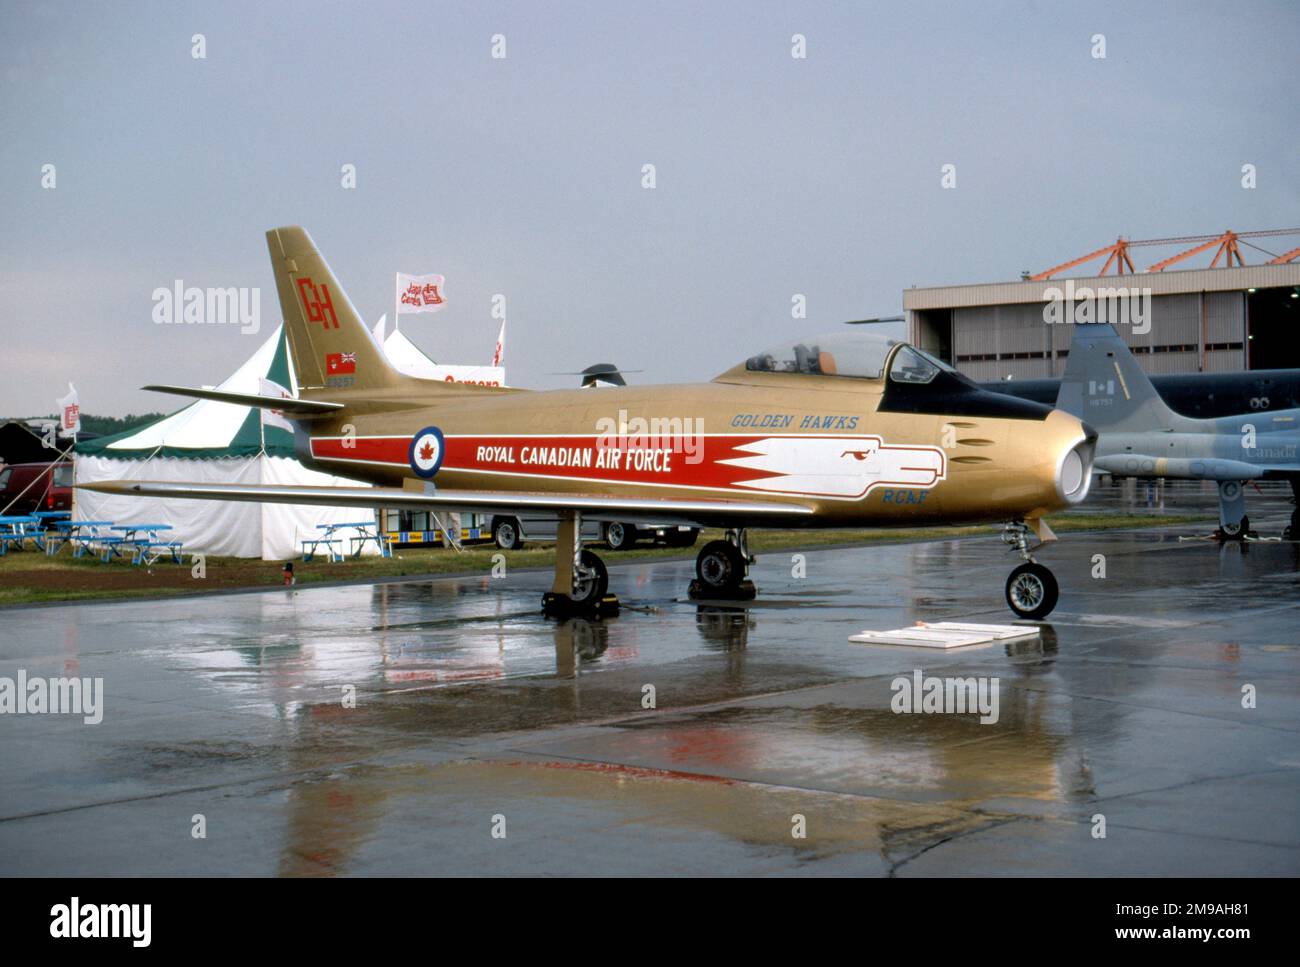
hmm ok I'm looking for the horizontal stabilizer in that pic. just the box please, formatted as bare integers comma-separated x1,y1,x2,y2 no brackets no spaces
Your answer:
75,480,816,528
142,384,344,416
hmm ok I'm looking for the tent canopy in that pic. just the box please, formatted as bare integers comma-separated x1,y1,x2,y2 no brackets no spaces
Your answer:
77,325,296,459
71,325,378,560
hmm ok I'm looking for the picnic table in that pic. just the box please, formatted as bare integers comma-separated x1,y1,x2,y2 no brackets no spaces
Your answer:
56,520,126,561
30,511,71,552
111,524,183,565
334,519,393,559
302,521,391,562
0,515,42,555
47,519,94,556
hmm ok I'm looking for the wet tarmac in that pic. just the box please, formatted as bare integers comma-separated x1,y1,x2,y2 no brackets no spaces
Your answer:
2,484,1298,876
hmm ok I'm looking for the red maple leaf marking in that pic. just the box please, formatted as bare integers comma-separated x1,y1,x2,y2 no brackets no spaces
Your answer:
419,441,436,462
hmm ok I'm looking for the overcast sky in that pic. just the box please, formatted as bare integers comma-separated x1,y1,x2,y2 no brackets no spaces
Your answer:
2,0,1297,417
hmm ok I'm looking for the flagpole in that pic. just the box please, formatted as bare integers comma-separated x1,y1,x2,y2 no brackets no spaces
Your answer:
394,273,400,332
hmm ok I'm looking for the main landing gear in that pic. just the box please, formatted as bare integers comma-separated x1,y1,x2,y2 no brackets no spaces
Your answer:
1002,520,1059,620
690,528,757,601
541,511,620,617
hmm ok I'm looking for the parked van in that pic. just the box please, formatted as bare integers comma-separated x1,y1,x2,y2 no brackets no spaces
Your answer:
489,514,698,552
0,461,74,516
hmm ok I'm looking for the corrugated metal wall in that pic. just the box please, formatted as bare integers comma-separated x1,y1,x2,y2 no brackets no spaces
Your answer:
951,291,1247,379
1205,291,1245,375
953,303,1053,380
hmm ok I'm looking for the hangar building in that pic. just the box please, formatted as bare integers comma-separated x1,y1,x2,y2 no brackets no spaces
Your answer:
905,231,1300,382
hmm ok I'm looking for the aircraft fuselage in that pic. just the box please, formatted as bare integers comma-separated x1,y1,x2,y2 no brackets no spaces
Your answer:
294,368,1093,529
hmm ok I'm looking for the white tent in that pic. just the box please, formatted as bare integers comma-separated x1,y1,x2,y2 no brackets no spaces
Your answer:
74,326,379,560
376,318,505,386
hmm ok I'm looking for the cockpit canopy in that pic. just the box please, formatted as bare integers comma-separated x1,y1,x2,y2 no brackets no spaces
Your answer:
744,330,954,384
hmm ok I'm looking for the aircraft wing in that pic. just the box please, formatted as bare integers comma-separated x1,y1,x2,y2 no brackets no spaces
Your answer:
142,385,344,417
76,480,817,528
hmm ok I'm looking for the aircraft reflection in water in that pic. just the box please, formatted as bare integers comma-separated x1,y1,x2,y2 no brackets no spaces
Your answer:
136,557,1289,874
260,612,1103,875
83,226,1097,618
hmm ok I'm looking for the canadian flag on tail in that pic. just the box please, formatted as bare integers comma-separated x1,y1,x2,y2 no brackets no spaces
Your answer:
57,383,80,437
258,378,294,433
492,319,505,367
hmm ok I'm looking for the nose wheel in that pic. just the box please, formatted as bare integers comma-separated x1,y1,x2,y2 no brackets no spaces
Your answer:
1005,562,1059,619
1001,520,1059,619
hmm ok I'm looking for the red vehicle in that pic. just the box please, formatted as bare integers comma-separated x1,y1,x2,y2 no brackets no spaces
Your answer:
0,461,74,515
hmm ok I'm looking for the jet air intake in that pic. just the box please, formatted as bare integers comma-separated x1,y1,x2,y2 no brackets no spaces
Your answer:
1056,433,1096,505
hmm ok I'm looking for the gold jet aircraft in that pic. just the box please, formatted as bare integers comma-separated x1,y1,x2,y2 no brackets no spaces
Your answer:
82,227,1096,619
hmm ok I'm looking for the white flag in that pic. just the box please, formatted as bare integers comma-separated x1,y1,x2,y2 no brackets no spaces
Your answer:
56,382,80,436
258,377,294,433
396,273,446,314
492,319,505,367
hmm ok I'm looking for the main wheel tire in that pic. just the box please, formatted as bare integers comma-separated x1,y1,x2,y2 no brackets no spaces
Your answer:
570,549,609,605
667,528,699,549
603,522,636,551
493,517,524,550
1005,562,1059,620
695,540,746,594
1218,515,1250,541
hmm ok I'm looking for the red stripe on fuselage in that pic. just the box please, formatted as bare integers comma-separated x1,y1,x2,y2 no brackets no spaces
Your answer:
310,434,785,489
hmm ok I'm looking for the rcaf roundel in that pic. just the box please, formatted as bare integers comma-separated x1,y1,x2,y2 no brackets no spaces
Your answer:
408,426,445,478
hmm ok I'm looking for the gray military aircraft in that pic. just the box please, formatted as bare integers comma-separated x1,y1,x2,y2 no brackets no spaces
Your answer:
1055,323,1300,539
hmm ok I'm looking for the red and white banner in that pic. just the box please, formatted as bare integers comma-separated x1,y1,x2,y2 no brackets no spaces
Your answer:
258,377,294,433
492,319,505,367
57,383,80,436
396,273,446,314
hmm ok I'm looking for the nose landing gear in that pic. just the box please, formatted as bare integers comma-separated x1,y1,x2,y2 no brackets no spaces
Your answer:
690,527,757,600
1002,519,1059,619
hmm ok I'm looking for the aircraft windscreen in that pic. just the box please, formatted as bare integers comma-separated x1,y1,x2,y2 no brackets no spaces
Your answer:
887,345,957,384
744,331,902,380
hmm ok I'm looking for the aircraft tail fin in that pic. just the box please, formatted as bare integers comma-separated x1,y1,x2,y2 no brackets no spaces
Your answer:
1055,323,1178,430
266,226,403,392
